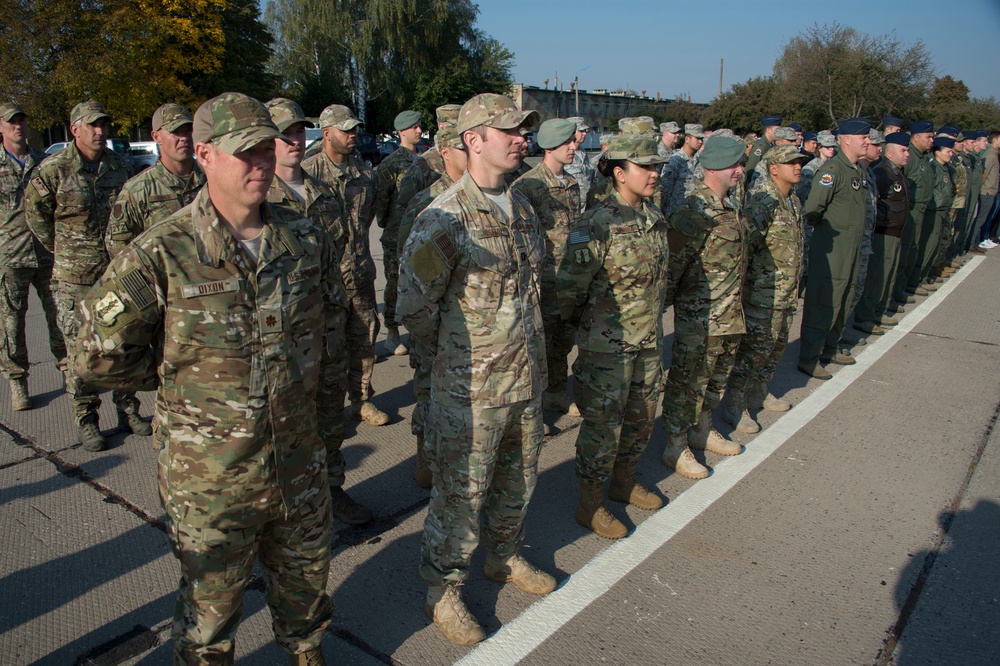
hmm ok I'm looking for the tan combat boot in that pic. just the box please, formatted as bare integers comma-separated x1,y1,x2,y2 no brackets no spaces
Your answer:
662,432,709,479
425,584,486,645
748,380,791,412
688,411,741,456
608,460,663,510
385,326,408,356
721,388,759,434
415,434,432,489
575,479,628,539
483,552,557,594
9,378,30,411
289,647,326,666
350,400,390,426
543,392,580,416
329,487,373,525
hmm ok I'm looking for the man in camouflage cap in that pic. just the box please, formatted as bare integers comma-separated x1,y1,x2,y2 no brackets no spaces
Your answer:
658,120,682,162
0,102,65,411
25,99,133,451
374,109,423,356
659,123,705,216
397,92,555,646
76,92,346,666
564,116,594,212
303,104,391,430
723,145,809,433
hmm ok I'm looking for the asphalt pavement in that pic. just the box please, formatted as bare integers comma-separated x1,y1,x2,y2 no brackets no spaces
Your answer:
1,225,998,666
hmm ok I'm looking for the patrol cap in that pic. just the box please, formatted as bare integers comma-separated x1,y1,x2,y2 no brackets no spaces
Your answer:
763,144,810,166
264,98,312,132
837,118,871,135
319,104,362,131
760,115,782,127
605,135,666,165
937,124,960,137
192,92,288,153
618,116,657,136
868,130,885,145
700,135,746,170
566,116,590,132
0,102,26,122
71,99,111,125
436,104,462,126
712,128,736,138
599,132,612,145
773,126,798,141
787,122,803,132
394,109,421,131
152,103,193,132
537,118,576,149
817,130,837,147
802,131,818,142
885,132,910,147
457,93,538,133
660,121,681,134
436,125,464,150
684,123,706,138
908,120,934,134
933,136,955,149
882,116,904,127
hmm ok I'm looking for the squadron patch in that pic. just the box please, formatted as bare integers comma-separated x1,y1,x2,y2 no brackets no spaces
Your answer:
851,177,861,191
95,291,126,327
892,182,903,193
819,173,834,187
754,148,763,156
574,248,592,265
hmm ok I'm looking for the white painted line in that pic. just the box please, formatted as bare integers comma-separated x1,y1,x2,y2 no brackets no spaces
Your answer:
455,256,984,666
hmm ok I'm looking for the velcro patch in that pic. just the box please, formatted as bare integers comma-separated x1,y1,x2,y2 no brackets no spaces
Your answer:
95,291,126,327
574,248,592,265
181,276,241,299
260,308,283,333
117,268,155,310
819,173,834,187
431,231,457,264
611,224,641,235
409,241,448,283
288,264,320,284
568,228,590,245
112,203,123,219
474,227,509,239
30,178,50,198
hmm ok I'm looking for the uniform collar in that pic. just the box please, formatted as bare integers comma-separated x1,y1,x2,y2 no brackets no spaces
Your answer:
192,187,302,268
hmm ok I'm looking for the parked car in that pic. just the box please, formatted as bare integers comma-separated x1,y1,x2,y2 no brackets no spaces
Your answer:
47,138,134,169
129,141,159,171
357,131,381,167
305,127,323,150
379,137,399,160
523,133,541,156
44,141,70,156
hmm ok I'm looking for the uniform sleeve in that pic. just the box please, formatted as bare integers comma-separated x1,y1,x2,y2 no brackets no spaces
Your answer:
74,245,163,392
664,208,708,306
659,156,685,217
803,166,836,226
556,212,606,324
105,186,145,259
394,162,424,223
25,169,57,253
397,208,460,351
372,161,394,228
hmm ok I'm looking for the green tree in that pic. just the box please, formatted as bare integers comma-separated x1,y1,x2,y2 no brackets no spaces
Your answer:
702,76,781,133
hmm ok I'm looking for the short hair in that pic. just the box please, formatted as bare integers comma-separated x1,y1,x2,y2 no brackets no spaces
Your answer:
990,131,1000,142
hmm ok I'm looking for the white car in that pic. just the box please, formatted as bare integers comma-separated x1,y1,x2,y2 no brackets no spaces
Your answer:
129,141,159,171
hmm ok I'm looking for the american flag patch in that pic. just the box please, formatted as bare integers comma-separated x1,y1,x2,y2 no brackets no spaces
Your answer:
568,228,590,245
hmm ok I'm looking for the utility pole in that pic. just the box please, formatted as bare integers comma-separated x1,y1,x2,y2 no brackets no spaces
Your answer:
719,59,724,98
574,76,579,115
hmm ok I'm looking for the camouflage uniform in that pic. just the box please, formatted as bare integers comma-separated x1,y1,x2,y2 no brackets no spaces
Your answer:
303,151,381,405
511,162,580,402
557,190,668,481
397,171,547,585
947,150,971,260
75,185,345,663
661,179,747,435
745,137,772,177
0,146,65,380
565,149,593,213
25,140,132,425
395,147,445,222
373,145,418,331
659,150,700,217
729,175,803,393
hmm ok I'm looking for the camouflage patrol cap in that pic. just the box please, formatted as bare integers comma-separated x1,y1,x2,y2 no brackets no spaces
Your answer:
712,128,736,138
763,145,810,166
599,133,612,145
319,104,362,131
618,116,657,137
436,125,464,150
660,121,681,134
193,92,287,154
699,135,746,170
0,102,25,122
537,118,576,149
684,123,706,139
457,93,538,134
773,126,798,142
868,129,885,145
394,110,422,131
436,104,462,126
264,98,313,132
566,116,590,132
152,103,193,132
71,100,111,125
816,130,837,147
606,136,666,165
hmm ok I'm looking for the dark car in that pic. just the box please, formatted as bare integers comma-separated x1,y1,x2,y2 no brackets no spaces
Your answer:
357,131,381,167
379,137,399,159
524,133,541,156
416,137,434,154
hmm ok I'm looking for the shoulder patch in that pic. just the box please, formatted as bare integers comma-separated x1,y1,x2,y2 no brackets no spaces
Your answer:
94,291,127,327
431,230,457,264
116,268,156,310
568,228,590,245
754,148,763,157
819,173,834,187
30,178,50,198
112,203,123,219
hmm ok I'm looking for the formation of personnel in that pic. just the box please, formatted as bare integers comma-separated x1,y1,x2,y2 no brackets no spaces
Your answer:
1,89,999,664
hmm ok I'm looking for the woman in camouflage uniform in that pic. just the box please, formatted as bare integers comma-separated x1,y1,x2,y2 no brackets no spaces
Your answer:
557,136,668,539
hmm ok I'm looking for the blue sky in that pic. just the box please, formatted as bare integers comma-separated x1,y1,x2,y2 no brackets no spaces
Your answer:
478,0,1000,104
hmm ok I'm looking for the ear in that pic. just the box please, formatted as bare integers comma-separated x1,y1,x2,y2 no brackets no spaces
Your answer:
462,130,481,155
194,142,214,170
69,123,81,139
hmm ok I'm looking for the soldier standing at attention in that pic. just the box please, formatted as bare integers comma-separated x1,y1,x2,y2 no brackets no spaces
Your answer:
801,132,818,159
512,118,582,417
923,136,956,284
396,125,468,489
75,92,346,666
844,130,884,333
882,116,904,136
657,121,681,164
0,102,65,411
723,145,808,434
660,135,747,480
557,135,668,539
797,118,871,379
303,104,391,428
25,100,133,451
397,93,555,645
893,121,935,302
745,115,782,175
374,110,423,356
394,104,462,225
565,116,594,212
659,123,705,217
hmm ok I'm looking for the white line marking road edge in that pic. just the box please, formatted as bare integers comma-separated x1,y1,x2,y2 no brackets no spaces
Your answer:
455,256,984,666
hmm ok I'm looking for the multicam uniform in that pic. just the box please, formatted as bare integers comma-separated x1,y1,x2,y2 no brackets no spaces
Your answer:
395,147,445,222
25,141,132,424
659,150,700,217
557,190,668,481
945,150,970,263
74,187,346,662
373,145,418,332
565,148,594,213
661,179,747,435
0,146,65,381
397,171,547,586
511,162,580,403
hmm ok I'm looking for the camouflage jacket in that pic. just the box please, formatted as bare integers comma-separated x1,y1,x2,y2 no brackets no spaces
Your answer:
397,171,547,406
928,157,955,211
373,145,417,232
741,177,804,312
557,189,669,353
398,172,455,249
266,172,346,261
659,149,699,217
666,179,747,336
25,142,132,284
511,161,580,285
106,160,205,258
395,147,445,222
0,145,51,269
904,145,934,206
949,153,968,209
565,149,594,213
302,151,376,291
74,187,348,529
656,142,677,171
